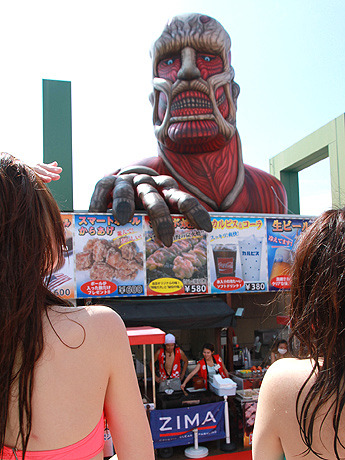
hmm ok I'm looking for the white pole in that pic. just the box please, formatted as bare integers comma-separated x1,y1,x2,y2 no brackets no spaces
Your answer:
151,343,156,407
185,427,208,458
143,344,147,396
223,395,231,444
194,429,199,449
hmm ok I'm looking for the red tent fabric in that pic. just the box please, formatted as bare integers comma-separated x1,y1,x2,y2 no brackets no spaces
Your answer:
126,326,165,346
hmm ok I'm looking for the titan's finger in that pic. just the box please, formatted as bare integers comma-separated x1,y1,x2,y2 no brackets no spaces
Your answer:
162,189,213,232
89,176,117,212
136,183,175,247
153,175,179,190
132,174,157,188
112,175,135,225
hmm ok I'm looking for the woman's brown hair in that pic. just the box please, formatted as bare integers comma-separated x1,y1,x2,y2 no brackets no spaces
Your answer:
0,154,69,457
289,208,345,459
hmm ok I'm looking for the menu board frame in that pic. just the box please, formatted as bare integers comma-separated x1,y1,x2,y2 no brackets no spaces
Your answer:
50,212,313,300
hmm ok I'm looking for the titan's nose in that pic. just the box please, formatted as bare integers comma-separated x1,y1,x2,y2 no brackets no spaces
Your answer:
177,47,201,80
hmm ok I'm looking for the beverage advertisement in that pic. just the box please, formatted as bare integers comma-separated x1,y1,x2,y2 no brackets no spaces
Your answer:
48,213,75,300
267,217,312,291
145,215,208,296
75,214,145,298
210,216,268,293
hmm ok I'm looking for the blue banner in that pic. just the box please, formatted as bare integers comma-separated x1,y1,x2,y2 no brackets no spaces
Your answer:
266,217,312,291
150,401,225,448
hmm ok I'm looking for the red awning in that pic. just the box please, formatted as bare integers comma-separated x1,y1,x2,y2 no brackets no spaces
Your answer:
126,326,165,346
276,315,290,326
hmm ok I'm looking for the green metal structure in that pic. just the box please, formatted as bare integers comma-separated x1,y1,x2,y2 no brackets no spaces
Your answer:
42,79,73,211
270,113,345,214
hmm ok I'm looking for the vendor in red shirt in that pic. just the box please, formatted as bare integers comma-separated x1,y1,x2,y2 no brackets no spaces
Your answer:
151,333,189,392
181,343,229,390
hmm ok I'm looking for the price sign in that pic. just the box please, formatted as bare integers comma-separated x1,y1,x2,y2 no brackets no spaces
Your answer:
245,282,266,292
184,284,207,294
118,285,144,295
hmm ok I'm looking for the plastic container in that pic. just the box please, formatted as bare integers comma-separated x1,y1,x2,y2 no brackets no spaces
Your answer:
209,382,237,396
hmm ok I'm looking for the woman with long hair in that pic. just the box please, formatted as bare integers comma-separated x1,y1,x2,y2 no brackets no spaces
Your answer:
0,154,154,459
253,208,345,459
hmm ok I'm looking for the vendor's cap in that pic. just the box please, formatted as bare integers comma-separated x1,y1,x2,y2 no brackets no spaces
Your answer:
165,333,175,344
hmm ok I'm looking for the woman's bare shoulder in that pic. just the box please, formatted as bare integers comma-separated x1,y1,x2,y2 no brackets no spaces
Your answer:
261,358,315,397
46,305,126,345
49,304,122,324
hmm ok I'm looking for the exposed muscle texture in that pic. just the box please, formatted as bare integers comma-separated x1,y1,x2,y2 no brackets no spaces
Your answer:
90,13,287,245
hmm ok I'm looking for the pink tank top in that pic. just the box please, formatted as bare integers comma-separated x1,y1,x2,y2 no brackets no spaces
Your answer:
1,413,105,460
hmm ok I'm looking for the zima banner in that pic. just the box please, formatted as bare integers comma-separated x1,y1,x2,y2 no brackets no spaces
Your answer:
75,214,145,298
150,401,225,448
267,217,311,291
145,215,208,296
210,216,267,293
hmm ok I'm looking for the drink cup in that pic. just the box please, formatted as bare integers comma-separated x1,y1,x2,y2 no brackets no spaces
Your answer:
238,235,263,281
269,247,293,283
212,244,237,278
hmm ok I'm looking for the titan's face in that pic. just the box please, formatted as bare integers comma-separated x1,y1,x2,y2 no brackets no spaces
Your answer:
156,48,230,152
151,14,239,154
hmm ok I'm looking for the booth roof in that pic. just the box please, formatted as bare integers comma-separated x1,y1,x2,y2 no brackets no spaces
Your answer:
94,295,234,330
126,326,165,346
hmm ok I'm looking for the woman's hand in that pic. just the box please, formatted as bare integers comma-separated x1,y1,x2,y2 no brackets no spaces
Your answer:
33,161,62,183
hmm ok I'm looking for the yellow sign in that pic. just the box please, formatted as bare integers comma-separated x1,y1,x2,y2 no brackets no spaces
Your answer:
149,278,184,294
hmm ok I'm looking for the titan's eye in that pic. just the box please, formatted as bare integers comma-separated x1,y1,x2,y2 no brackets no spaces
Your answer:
203,56,211,62
166,59,174,65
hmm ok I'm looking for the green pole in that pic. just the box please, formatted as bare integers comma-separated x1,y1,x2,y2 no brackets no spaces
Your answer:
280,170,300,214
42,79,73,211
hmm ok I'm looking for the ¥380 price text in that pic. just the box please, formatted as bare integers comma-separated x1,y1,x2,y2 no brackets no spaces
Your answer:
245,282,266,291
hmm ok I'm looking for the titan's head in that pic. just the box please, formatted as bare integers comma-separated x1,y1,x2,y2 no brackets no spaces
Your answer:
150,13,240,153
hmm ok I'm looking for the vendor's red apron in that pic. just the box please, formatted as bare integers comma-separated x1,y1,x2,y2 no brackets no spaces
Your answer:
198,354,226,389
158,346,181,380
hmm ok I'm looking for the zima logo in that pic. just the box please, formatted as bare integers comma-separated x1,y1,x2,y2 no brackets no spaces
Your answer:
159,411,217,432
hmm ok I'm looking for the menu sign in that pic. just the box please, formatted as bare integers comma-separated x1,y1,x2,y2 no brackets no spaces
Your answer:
210,216,267,294
267,217,311,291
53,212,312,299
75,214,145,298
48,213,75,300
145,215,208,296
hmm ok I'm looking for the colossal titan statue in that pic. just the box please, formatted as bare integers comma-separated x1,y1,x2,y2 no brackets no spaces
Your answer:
90,14,287,246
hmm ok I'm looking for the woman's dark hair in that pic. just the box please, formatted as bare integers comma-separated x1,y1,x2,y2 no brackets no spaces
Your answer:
289,208,345,459
0,154,69,457
202,343,215,353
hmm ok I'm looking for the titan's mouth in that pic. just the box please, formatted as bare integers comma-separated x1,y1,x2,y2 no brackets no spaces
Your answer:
157,87,228,127
170,114,216,122
169,90,226,120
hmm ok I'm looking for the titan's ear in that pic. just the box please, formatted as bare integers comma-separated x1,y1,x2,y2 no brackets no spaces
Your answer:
149,92,154,107
232,81,240,108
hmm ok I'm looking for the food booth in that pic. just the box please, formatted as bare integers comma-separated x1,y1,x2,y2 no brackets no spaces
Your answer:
52,211,311,455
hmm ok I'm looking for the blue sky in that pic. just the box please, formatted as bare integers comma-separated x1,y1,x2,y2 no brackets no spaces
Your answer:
1,0,344,215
